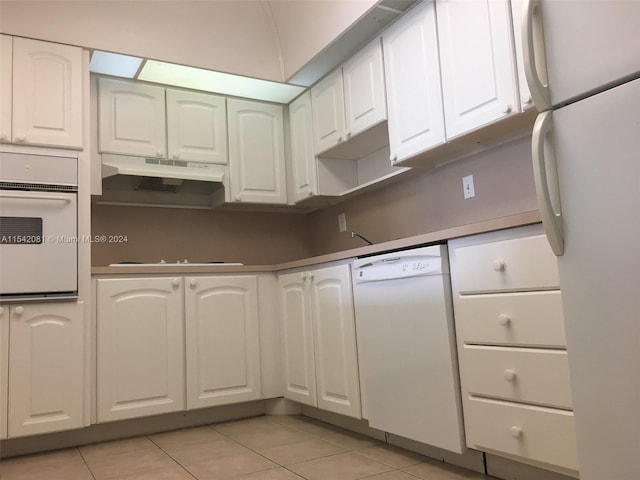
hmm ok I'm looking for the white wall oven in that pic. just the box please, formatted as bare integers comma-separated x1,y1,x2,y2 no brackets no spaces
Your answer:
0,151,78,301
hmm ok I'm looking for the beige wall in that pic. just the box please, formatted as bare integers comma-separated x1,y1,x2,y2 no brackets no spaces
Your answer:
91,205,313,266
0,0,377,83
307,135,538,255
91,135,538,265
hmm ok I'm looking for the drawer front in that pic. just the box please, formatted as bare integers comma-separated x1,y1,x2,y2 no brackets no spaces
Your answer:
452,235,559,293
465,397,578,472
460,346,573,409
454,291,566,347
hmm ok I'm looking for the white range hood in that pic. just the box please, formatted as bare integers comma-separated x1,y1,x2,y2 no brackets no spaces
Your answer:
98,154,226,209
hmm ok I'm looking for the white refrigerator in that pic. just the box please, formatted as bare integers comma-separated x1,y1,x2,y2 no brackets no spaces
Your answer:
523,1,640,479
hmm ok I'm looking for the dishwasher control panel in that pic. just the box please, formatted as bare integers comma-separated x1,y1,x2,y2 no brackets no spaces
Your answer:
352,245,448,283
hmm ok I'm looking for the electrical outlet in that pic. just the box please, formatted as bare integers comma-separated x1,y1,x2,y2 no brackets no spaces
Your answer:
462,175,475,199
338,213,347,232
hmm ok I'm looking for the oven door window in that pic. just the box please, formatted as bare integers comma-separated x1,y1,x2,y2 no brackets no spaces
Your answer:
0,217,43,244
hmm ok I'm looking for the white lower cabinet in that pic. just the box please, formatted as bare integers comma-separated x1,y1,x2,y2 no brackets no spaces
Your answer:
96,277,185,422
279,264,361,419
0,302,85,438
185,275,261,409
449,225,579,476
96,275,263,423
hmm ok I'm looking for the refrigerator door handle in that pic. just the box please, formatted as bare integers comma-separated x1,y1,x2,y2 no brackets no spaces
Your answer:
532,111,564,256
523,0,551,111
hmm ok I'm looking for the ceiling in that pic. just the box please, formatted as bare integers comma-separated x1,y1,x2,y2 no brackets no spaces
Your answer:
0,0,416,86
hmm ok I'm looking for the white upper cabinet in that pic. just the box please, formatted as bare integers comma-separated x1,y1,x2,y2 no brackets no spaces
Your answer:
436,0,519,139
509,0,534,111
227,98,287,204
7,302,85,438
184,275,261,409
166,89,227,164
311,39,387,156
0,35,12,145
98,77,166,158
288,91,318,203
383,0,445,164
96,277,185,423
342,38,387,139
311,68,346,155
99,78,228,164
9,37,83,149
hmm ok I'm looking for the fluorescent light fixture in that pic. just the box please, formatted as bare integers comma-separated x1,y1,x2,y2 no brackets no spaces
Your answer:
90,51,143,78
138,60,305,104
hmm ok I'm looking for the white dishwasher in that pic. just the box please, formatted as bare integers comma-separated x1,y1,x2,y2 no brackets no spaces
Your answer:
352,244,465,454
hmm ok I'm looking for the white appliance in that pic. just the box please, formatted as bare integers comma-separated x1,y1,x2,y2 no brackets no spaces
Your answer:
523,2,640,479
0,151,78,300
99,154,226,209
351,245,465,454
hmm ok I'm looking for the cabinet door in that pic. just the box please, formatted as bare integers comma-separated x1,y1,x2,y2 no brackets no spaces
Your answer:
343,38,387,138
311,68,346,154
8,302,84,437
0,306,8,439
97,277,184,422
278,271,317,407
310,265,361,419
436,0,518,139
383,0,445,164
289,91,317,203
185,275,261,409
0,35,12,144
12,37,83,149
227,98,287,204
98,77,166,158
166,89,228,164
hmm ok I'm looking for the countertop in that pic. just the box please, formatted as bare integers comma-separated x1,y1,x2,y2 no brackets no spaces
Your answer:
91,210,541,275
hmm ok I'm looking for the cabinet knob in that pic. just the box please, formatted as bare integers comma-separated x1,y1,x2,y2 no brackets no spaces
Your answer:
189,278,197,288
15,135,26,143
390,154,398,163
523,94,533,105
498,314,511,326
172,153,180,160
337,136,343,143
301,272,307,281
501,104,513,114
510,426,523,439
307,191,314,197
156,150,163,157
503,369,517,382
309,273,315,281
492,259,506,272
346,131,352,139
171,278,180,288
14,306,24,316
235,195,241,202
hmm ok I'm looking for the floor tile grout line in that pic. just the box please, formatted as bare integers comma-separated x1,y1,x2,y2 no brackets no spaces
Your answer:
75,446,98,480
144,434,200,480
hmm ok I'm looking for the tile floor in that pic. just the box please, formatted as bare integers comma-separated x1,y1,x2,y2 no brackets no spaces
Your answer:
0,415,491,480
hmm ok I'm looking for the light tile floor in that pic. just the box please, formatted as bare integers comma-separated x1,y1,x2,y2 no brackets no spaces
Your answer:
0,415,492,480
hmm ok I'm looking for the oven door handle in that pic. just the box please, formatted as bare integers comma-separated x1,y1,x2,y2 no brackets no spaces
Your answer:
0,192,73,203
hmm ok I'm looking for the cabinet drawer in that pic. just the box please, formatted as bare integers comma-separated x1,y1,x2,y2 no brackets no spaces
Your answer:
465,397,578,472
452,235,559,293
454,291,566,347
460,346,572,409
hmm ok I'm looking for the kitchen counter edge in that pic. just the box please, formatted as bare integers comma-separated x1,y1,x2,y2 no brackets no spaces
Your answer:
92,210,541,275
